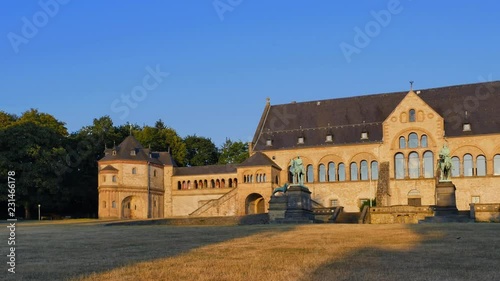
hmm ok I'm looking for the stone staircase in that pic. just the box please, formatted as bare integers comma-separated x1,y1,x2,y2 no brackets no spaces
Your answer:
335,210,361,223
189,188,238,217
419,209,474,224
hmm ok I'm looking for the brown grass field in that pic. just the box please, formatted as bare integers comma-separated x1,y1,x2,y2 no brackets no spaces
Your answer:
7,221,500,281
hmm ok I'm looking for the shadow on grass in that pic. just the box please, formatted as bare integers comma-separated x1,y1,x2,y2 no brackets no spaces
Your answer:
304,224,500,281
14,220,294,281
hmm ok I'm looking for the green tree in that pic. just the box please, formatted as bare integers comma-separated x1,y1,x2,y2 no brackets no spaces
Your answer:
218,139,249,164
0,111,17,128
133,120,186,166
184,135,219,166
17,108,68,136
0,122,67,219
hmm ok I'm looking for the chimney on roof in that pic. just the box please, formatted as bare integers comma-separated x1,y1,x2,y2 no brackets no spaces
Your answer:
410,81,414,91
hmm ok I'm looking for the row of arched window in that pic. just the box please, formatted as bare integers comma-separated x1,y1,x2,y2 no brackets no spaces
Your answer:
394,151,434,179
451,154,500,177
399,133,428,149
177,178,238,190
289,161,380,183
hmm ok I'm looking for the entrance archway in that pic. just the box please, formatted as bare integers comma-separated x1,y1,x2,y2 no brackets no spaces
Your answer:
122,196,145,219
245,193,265,215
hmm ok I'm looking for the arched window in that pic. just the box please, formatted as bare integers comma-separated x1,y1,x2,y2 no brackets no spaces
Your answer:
216,179,220,188
451,157,460,177
103,201,107,208
464,154,473,177
263,174,266,182
234,178,238,187
421,135,428,148
319,164,326,182
477,155,486,176
221,179,226,188
153,170,157,177
306,165,314,183
204,180,208,188
328,162,336,182
371,161,379,180
408,133,418,148
395,153,405,179
199,180,204,188
211,179,215,188
187,180,191,189
494,155,500,175
423,151,434,178
228,178,233,188
338,163,346,181
399,137,406,149
194,181,198,189
360,160,368,180
409,109,416,122
350,162,358,181
177,181,181,190
132,167,137,174
408,152,420,178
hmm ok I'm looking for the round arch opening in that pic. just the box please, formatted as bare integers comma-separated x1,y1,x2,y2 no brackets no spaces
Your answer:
245,193,265,215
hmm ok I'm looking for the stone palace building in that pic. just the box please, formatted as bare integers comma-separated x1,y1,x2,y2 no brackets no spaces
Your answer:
98,81,500,219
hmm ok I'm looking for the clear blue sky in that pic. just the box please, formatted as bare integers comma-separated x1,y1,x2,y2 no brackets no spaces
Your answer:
1,1,499,146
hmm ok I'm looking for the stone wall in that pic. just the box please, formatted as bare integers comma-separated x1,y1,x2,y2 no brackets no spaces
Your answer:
471,203,500,222
368,205,433,224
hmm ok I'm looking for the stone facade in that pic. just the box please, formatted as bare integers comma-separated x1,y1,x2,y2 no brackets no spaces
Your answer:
97,82,500,219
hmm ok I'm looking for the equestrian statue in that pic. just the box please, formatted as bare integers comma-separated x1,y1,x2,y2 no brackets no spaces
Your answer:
289,156,306,185
437,143,452,182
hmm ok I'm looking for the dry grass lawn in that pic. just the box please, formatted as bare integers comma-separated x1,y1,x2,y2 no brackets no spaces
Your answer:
9,221,500,281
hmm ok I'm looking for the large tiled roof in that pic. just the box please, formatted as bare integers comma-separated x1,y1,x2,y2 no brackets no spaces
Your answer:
99,135,174,166
239,152,281,170
174,165,238,176
253,81,500,151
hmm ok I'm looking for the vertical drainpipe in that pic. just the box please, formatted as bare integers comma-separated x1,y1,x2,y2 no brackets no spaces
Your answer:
148,160,151,218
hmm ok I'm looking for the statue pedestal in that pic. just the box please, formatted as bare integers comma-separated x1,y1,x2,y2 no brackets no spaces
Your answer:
434,181,458,215
268,185,314,223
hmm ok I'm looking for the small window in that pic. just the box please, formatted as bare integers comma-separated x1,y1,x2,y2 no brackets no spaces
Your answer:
112,201,116,208
408,133,418,148
102,175,106,182
130,150,136,156
361,132,369,140
421,135,428,148
399,136,406,149
494,155,500,175
112,175,117,182
132,168,137,174
103,201,107,208
319,164,326,182
297,137,304,144
154,200,157,207
463,123,471,132
350,162,358,181
471,196,480,204
331,199,339,207
112,150,117,156
153,170,157,177
409,109,416,122
266,139,272,146
326,134,333,142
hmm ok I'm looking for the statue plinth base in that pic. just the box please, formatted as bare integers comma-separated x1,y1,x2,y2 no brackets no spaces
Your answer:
434,181,458,215
269,185,314,223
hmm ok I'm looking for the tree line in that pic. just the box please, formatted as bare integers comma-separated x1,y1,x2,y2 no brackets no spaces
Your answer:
0,109,249,219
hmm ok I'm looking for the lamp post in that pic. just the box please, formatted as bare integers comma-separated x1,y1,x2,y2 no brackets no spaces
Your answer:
38,204,41,221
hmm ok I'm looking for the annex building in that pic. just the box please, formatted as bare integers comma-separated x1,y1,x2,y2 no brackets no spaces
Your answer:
97,81,500,219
